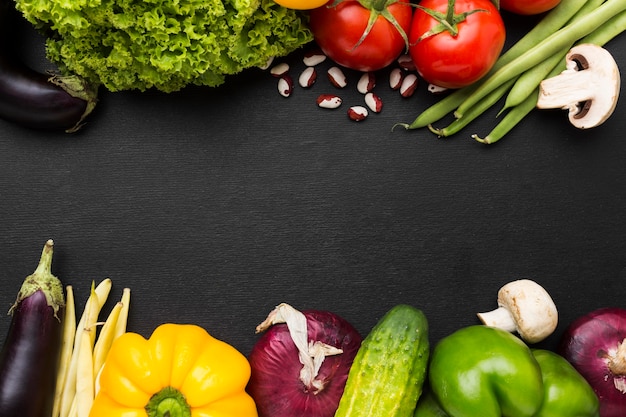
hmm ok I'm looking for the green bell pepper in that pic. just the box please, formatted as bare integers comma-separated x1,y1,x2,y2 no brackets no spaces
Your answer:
413,389,449,417
531,349,599,417
415,326,600,417
425,325,544,417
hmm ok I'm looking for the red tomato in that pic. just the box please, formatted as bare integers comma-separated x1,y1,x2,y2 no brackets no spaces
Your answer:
408,0,505,89
309,0,413,72
500,0,561,15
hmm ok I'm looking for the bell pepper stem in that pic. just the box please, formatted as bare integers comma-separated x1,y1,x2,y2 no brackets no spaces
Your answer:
145,387,191,417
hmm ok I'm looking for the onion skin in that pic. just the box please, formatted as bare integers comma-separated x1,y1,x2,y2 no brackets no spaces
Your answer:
559,307,626,417
247,310,362,417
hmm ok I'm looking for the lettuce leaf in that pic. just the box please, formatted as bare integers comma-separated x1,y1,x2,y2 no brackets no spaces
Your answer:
16,0,312,92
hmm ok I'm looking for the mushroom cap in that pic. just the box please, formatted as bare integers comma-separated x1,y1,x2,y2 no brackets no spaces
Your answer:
537,43,620,129
497,279,558,343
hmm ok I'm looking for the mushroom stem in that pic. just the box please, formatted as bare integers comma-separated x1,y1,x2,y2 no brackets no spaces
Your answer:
477,307,517,333
537,64,596,109
477,279,558,344
536,43,620,129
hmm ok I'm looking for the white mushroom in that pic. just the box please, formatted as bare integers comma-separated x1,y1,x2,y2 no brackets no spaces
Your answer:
477,279,558,344
536,43,620,129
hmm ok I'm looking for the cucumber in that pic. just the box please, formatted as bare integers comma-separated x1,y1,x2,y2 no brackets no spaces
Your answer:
334,304,429,417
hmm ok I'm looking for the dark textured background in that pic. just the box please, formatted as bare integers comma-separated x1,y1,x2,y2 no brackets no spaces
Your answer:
0,11,625,356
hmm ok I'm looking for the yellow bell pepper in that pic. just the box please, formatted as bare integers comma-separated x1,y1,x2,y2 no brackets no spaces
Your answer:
89,323,258,417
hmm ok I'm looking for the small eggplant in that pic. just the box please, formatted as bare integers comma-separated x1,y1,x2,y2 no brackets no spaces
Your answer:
0,240,65,417
0,0,98,132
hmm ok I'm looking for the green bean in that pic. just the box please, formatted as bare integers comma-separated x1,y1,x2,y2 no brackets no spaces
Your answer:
472,88,540,145
473,10,626,145
455,0,626,119
473,69,561,145
501,8,626,113
400,0,591,130
429,79,516,138
500,0,605,113
395,86,473,130
491,0,589,69
582,10,626,46
499,48,568,114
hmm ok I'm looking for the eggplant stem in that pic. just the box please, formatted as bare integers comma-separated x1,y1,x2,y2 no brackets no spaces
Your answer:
10,239,64,318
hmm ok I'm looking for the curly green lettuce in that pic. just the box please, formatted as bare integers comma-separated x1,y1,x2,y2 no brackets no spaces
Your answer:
15,0,313,92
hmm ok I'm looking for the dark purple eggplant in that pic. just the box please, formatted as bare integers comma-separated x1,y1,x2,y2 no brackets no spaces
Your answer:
0,240,65,417
0,0,98,132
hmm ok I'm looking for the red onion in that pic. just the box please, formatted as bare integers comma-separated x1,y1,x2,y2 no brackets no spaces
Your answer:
247,303,362,417
559,307,626,417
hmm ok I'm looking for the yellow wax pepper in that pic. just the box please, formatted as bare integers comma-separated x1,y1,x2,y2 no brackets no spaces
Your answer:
89,323,258,417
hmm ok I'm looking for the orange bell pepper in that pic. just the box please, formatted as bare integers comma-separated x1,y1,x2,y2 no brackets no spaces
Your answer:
89,323,258,417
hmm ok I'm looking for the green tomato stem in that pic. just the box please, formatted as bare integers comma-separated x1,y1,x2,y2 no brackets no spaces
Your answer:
346,0,412,51
415,0,486,40
446,0,454,23
366,0,391,12
341,0,413,52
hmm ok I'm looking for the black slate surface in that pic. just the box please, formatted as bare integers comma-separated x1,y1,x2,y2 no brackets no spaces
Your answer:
0,11,625,356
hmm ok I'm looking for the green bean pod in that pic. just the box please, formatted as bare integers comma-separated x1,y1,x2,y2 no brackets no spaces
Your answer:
582,10,626,46
499,51,566,114
429,79,516,138
402,0,591,130
500,0,605,112
472,88,540,145
493,0,589,69
474,10,626,145
455,0,626,119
